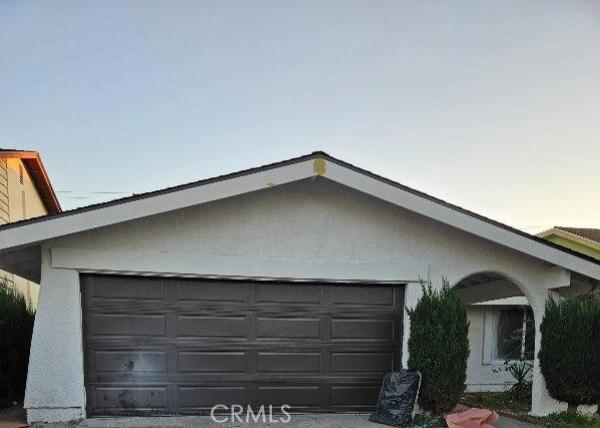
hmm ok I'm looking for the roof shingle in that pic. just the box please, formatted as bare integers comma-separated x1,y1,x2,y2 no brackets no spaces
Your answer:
557,227,600,244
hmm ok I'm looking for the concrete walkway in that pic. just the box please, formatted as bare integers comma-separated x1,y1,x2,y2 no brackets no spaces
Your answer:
74,413,542,428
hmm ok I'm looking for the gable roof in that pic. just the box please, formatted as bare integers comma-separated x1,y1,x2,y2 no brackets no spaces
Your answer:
0,149,61,214
0,151,598,281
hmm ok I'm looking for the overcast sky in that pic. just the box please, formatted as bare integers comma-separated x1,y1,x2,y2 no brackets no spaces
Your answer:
1,1,599,232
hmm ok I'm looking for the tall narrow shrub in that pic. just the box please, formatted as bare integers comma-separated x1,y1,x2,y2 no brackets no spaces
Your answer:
407,279,470,414
0,281,35,405
538,294,600,413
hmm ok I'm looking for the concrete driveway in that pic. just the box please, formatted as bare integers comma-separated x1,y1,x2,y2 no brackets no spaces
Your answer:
80,414,377,428
1,408,544,428
74,413,542,428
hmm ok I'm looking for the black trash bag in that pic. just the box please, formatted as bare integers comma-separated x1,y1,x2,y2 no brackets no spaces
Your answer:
369,369,422,427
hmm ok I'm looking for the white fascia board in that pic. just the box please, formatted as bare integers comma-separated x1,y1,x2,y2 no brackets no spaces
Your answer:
325,161,600,280
0,159,315,251
51,247,414,283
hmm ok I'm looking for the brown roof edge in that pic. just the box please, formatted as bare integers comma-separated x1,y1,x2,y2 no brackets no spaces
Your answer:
555,227,600,244
0,150,597,267
0,150,62,214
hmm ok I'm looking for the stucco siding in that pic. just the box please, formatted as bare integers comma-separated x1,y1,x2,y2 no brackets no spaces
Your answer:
24,248,85,422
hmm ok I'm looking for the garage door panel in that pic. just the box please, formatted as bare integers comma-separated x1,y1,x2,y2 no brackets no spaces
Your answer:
88,276,165,300
255,386,321,407
331,318,394,341
178,351,247,373
91,386,168,411
177,386,247,409
91,314,167,337
256,283,322,304
94,351,167,373
330,285,395,306
82,275,403,415
331,352,394,374
176,279,247,302
256,352,321,373
176,315,247,338
256,317,321,339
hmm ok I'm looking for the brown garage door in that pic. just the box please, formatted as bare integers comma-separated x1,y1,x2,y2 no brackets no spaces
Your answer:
81,275,404,416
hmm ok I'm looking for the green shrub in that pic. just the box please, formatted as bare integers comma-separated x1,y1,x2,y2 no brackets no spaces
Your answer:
411,413,447,427
407,279,470,414
0,281,35,406
544,411,600,428
538,294,600,413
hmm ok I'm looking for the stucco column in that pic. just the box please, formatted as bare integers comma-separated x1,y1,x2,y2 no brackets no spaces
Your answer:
24,249,86,423
401,283,423,368
530,293,565,416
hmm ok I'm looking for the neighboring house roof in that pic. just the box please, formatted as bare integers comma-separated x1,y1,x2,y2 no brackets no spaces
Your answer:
538,227,600,260
0,149,61,214
0,151,599,282
553,227,600,244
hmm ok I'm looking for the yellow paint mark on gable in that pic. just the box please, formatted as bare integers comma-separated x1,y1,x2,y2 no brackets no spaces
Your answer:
313,158,326,175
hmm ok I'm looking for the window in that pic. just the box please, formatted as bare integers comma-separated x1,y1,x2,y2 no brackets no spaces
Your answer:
484,306,534,364
19,164,24,184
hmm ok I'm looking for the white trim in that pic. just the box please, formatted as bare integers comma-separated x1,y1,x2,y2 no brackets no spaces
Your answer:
0,155,599,280
50,248,417,284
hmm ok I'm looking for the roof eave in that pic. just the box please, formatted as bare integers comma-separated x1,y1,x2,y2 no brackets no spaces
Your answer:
0,151,598,281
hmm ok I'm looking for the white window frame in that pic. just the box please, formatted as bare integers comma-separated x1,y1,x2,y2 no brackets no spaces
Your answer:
483,305,532,365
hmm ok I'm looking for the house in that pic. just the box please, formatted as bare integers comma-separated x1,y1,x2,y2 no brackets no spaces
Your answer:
0,152,597,423
0,149,61,307
538,227,600,260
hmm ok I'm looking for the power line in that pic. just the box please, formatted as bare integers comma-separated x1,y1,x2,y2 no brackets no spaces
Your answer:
57,190,130,194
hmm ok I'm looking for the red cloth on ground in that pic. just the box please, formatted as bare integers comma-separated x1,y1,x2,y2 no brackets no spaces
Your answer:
444,408,500,428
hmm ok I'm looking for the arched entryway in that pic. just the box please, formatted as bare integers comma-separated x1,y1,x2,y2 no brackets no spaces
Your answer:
454,272,539,414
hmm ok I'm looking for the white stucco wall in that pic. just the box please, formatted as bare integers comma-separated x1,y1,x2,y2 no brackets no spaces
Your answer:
28,177,572,421
24,248,85,423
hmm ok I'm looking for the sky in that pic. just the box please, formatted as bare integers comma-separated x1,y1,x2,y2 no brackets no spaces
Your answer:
1,1,599,232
